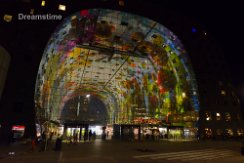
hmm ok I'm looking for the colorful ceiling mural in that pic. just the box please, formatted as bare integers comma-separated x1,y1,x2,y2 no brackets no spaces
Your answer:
35,9,199,125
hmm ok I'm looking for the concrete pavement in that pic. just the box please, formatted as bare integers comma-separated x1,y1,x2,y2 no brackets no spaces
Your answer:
0,139,244,163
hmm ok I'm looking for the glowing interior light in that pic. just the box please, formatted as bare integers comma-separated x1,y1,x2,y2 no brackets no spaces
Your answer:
71,15,77,20
58,4,66,11
86,94,90,98
221,90,226,95
41,1,45,6
119,0,125,6
30,9,34,14
206,117,210,121
191,27,197,33
3,14,13,22
182,92,186,98
216,113,220,116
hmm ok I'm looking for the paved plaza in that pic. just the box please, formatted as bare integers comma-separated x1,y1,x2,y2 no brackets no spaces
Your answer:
1,140,244,163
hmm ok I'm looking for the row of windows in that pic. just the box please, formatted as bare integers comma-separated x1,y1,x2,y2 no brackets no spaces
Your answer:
204,112,240,122
204,128,244,137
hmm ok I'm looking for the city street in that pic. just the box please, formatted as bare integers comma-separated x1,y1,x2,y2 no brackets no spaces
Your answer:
1,140,244,163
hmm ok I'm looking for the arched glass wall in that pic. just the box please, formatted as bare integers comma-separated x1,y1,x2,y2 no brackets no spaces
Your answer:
35,9,199,127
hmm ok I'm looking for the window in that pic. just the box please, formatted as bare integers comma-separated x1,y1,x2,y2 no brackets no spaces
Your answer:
216,129,223,136
216,112,221,120
118,0,125,6
237,129,244,136
225,129,233,136
237,113,241,120
221,90,226,96
204,128,212,137
205,112,212,121
225,112,231,122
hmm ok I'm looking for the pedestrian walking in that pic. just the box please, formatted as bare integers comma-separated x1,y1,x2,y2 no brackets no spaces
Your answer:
31,138,36,151
88,130,92,141
54,134,62,151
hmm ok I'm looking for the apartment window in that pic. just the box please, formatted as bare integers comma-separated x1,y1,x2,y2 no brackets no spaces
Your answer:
204,128,212,137
225,129,233,136
205,112,212,121
216,129,223,136
225,112,231,122
237,113,241,120
216,112,221,120
118,0,125,6
221,90,226,96
237,129,244,136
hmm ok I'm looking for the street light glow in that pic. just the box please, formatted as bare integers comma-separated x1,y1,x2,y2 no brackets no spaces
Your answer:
86,94,90,98
182,92,186,98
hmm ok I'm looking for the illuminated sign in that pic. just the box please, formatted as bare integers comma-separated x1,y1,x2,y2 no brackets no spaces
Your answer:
12,125,25,131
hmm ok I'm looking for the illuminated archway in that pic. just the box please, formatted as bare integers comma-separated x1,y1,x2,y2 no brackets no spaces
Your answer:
35,9,199,127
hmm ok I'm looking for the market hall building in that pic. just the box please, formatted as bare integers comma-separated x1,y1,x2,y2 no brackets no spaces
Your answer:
0,2,243,142
34,9,200,141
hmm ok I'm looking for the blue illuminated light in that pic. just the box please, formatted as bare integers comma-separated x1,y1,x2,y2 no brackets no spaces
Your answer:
191,28,197,33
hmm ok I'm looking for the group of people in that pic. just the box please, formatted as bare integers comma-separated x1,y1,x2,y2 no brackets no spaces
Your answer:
31,132,63,152
69,130,96,144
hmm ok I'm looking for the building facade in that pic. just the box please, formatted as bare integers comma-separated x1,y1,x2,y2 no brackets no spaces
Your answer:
188,35,244,139
0,46,10,102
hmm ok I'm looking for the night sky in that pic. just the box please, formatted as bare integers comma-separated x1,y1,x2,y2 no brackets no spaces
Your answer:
0,0,243,136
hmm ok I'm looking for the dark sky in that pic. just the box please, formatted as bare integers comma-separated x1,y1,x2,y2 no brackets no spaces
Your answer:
151,0,244,85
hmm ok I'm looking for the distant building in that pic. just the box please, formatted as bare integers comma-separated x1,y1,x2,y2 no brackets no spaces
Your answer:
189,35,244,139
0,46,11,102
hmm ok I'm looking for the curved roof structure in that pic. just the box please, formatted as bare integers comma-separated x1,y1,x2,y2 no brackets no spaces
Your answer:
35,9,199,125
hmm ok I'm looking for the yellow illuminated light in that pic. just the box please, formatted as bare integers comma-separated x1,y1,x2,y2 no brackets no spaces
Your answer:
41,1,45,6
119,0,125,6
3,14,13,22
182,92,186,98
221,90,226,95
30,9,34,15
71,15,77,20
58,4,66,11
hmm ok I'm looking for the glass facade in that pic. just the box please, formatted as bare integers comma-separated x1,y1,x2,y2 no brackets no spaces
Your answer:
34,9,200,133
